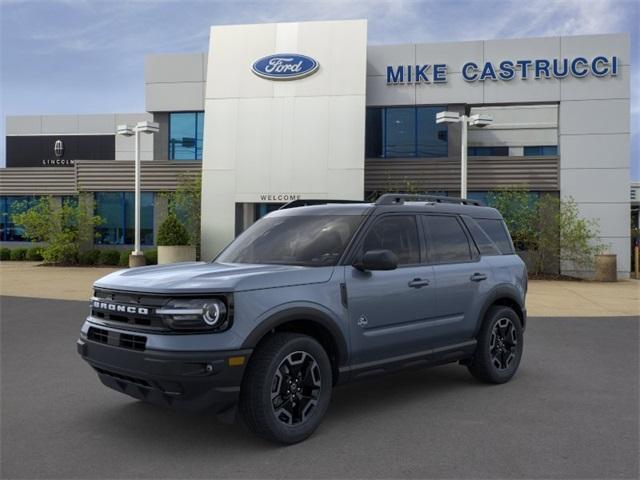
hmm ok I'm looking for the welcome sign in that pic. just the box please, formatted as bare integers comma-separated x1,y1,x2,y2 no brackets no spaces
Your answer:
386,55,620,84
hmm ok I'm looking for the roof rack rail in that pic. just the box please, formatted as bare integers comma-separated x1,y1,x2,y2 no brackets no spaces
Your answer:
279,199,366,210
375,193,483,206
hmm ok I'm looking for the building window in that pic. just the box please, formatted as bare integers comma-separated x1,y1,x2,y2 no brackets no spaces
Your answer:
365,106,448,159
94,192,154,245
0,196,39,241
169,112,204,160
468,146,509,156
523,146,558,156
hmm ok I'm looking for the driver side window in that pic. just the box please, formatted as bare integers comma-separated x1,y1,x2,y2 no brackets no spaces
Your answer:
361,215,420,265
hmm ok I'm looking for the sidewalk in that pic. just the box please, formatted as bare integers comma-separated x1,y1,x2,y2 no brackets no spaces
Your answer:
527,279,639,317
0,261,119,301
0,261,638,317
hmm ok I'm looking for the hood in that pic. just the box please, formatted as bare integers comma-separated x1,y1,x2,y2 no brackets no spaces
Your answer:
93,261,335,294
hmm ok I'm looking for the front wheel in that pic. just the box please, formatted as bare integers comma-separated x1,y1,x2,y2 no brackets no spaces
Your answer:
239,333,332,444
468,306,523,384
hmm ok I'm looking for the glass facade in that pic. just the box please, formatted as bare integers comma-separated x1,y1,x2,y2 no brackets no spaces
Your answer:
468,146,509,156
365,106,448,158
468,191,541,206
0,196,38,241
524,146,558,156
169,112,204,160
94,192,154,245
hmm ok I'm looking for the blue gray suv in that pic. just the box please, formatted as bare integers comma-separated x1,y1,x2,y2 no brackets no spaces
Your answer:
78,194,527,444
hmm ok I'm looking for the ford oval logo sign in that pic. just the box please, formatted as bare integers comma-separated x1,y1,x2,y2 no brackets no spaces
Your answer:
252,54,319,80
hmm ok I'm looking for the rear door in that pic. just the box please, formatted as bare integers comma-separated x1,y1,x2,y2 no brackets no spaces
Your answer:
422,214,493,345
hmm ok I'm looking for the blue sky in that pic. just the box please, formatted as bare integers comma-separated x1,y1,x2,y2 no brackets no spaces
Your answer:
1,0,638,178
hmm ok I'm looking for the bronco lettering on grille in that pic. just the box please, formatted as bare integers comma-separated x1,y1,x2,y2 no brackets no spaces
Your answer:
92,300,149,315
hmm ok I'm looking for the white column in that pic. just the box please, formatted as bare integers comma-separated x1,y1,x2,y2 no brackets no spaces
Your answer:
133,128,141,255
460,115,468,198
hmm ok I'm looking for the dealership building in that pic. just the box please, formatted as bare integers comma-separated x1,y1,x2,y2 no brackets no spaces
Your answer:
0,20,632,277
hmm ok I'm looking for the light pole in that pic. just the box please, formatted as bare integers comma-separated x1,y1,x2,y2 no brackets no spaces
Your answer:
436,111,493,198
116,121,159,267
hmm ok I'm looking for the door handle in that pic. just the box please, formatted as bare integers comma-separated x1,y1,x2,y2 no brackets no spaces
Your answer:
408,278,430,288
470,272,487,282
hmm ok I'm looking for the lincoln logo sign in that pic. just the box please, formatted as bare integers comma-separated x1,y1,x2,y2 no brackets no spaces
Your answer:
252,54,319,80
386,55,620,84
54,139,64,158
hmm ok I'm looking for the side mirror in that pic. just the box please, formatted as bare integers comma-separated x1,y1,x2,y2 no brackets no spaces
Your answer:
353,249,398,271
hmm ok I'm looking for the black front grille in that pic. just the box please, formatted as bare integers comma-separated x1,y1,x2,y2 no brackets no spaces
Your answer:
91,309,157,328
91,289,168,331
87,326,147,351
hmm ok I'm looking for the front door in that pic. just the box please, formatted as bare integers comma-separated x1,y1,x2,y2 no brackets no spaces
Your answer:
346,214,436,365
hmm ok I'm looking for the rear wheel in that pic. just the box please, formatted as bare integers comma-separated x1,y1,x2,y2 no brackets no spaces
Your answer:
468,306,523,384
239,333,332,444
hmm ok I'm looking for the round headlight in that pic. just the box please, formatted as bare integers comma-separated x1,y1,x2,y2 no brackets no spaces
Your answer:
203,300,226,326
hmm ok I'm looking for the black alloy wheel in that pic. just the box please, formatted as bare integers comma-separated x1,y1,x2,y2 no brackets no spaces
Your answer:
240,333,332,444
271,351,322,426
490,317,518,371
467,305,523,384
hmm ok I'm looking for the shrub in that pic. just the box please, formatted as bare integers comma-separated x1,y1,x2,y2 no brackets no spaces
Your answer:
157,214,190,246
79,249,101,266
98,250,120,266
26,247,43,261
44,242,79,265
164,173,201,247
144,249,158,265
11,195,103,265
119,250,130,267
10,248,27,261
0,248,11,261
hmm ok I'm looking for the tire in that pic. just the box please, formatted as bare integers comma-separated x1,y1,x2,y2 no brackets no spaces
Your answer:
239,333,332,444
468,306,523,384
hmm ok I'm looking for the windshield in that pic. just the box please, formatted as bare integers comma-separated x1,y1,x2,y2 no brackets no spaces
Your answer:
217,214,363,267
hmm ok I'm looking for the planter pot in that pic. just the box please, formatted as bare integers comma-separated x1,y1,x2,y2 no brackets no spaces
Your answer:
158,245,196,265
594,254,617,282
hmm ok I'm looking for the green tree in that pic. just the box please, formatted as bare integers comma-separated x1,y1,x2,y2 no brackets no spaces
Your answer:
164,173,201,246
487,188,604,277
11,196,103,265
487,187,538,251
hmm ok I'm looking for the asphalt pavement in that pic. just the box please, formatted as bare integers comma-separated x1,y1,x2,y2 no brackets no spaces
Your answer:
1,296,638,479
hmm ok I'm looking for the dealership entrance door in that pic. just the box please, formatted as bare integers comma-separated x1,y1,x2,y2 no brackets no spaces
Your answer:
234,203,284,236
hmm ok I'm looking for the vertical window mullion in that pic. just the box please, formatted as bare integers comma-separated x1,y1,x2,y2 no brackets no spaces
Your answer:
2,197,6,242
414,107,418,157
168,114,172,160
121,192,126,245
382,108,387,158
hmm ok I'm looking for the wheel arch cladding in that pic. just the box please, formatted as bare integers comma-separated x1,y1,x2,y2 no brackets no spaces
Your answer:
241,307,349,382
478,286,526,334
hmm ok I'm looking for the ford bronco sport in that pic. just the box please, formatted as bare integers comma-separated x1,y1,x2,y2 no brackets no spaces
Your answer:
78,194,527,444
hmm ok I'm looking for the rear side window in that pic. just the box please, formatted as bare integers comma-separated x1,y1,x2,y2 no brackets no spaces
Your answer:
463,217,501,256
476,218,515,254
423,215,472,264
362,215,420,265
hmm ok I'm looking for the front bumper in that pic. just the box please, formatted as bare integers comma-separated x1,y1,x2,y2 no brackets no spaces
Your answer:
77,335,252,413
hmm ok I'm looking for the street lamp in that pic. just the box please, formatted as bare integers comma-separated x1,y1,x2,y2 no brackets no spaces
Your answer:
116,121,159,267
436,111,493,198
